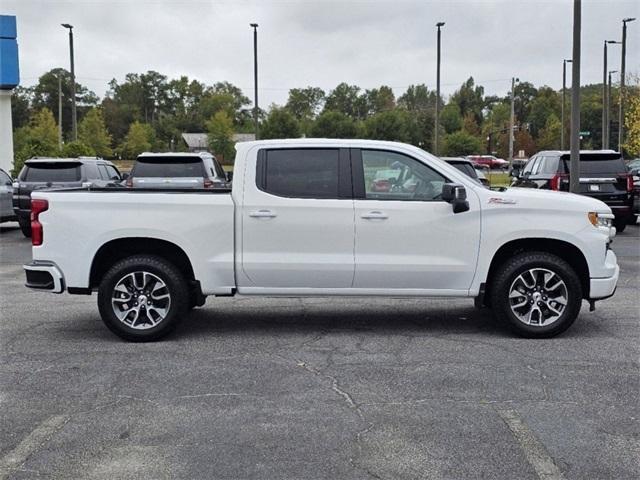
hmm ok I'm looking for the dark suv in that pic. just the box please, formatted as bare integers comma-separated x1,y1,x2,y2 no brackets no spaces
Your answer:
512,150,633,232
13,157,121,237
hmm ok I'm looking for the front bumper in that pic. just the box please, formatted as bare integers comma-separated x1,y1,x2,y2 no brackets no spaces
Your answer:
589,250,619,300
24,261,65,293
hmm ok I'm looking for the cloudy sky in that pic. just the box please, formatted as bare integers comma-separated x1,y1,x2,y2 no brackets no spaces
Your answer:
3,0,639,106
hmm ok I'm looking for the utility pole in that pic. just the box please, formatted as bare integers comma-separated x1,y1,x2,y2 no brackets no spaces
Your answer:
569,0,581,194
607,70,618,149
603,41,621,149
58,73,63,150
619,17,636,154
434,22,445,155
508,77,518,167
61,24,77,141
250,23,259,140
562,59,572,150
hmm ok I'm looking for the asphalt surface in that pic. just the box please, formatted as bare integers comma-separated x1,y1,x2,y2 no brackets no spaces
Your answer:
1,221,638,479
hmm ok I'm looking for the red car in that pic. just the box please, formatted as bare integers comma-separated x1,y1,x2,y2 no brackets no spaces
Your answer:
467,155,509,170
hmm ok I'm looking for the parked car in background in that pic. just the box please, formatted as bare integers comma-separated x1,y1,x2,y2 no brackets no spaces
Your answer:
512,150,633,232
0,168,17,223
628,161,640,224
12,157,121,237
441,157,489,187
125,152,230,190
467,155,509,170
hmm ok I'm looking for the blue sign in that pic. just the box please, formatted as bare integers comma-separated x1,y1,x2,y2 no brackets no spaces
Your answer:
0,15,19,89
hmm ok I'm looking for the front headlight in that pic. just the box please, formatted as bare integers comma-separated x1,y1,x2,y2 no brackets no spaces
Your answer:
588,212,612,228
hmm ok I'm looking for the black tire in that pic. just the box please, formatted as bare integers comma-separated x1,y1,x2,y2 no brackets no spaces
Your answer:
490,252,583,338
19,219,31,238
613,218,627,233
97,255,189,341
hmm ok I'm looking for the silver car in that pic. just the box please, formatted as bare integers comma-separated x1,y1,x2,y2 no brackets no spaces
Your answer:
0,168,17,223
126,152,230,189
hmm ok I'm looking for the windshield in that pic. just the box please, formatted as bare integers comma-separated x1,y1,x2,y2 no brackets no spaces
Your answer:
132,157,205,178
22,163,81,182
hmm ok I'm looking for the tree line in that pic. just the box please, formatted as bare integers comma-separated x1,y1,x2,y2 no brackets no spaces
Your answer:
10,68,639,175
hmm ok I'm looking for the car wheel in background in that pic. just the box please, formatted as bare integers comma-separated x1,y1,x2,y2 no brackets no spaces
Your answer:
97,255,189,341
490,252,582,338
18,219,31,238
613,218,627,233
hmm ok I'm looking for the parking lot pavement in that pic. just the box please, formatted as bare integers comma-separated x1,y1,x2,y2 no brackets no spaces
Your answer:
1,221,638,480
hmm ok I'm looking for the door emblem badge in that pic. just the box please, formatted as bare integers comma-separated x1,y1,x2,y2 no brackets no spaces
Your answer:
488,197,517,205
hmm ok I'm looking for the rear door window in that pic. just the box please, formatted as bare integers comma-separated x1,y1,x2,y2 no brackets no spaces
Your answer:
132,157,205,178
22,164,81,182
258,149,341,199
105,165,120,180
560,154,627,174
449,162,478,179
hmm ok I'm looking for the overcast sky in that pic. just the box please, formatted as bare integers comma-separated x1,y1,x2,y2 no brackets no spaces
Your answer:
3,0,639,107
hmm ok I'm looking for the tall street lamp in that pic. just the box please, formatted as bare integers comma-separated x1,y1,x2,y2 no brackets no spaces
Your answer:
61,23,77,141
434,21,445,156
250,23,259,140
602,40,621,148
508,77,519,167
562,59,572,150
618,17,636,153
607,70,618,149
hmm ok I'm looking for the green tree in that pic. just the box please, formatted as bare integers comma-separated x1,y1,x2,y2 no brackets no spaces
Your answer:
364,86,396,115
206,111,235,162
324,83,367,120
441,131,483,156
536,114,562,151
364,110,413,142
79,108,112,157
62,140,95,158
12,108,60,175
440,104,462,134
310,111,359,138
623,78,640,157
260,107,301,139
121,121,154,159
286,87,325,120
450,77,485,125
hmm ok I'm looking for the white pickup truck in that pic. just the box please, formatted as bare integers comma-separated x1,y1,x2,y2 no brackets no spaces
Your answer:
24,139,619,341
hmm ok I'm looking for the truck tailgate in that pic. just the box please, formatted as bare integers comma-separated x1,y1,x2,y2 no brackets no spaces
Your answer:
31,190,236,295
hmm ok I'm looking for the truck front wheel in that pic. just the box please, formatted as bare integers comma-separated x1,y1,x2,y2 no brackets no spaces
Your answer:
490,252,583,338
97,255,189,341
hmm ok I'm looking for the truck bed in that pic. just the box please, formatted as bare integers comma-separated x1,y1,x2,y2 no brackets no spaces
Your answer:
31,189,236,295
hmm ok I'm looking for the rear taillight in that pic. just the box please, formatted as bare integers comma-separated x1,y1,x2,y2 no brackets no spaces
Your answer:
31,199,48,246
625,174,633,192
550,174,568,191
203,179,214,188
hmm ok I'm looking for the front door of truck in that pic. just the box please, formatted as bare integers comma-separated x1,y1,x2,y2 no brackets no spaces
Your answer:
352,148,481,292
239,147,355,290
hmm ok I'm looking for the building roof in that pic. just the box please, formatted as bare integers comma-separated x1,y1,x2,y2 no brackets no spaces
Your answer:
181,133,256,149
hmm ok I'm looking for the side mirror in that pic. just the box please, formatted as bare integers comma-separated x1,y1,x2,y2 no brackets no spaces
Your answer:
225,171,233,182
121,172,130,180
441,183,470,214
511,167,521,178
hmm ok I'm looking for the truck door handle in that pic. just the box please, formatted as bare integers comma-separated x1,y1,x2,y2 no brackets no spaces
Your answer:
361,211,388,220
249,209,277,218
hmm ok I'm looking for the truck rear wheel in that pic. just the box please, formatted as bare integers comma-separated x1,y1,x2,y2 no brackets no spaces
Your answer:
97,255,189,341
490,252,583,338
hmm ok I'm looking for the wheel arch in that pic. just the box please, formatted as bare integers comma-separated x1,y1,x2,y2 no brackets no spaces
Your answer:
484,238,590,302
89,237,196,289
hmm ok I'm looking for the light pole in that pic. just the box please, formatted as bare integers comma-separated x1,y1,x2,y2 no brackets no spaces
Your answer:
569,0,581,194
602,40,621,148
58,72,63,150
607,70,618,149
250,23,259,140
61,24,77,141
562,59,572,150
508,77,519,167
618,17,636,154
434,21,445,155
